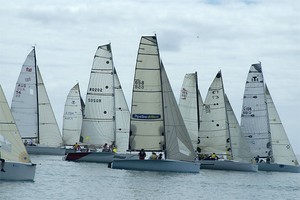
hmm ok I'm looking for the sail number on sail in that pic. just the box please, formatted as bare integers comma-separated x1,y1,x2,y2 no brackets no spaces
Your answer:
134,79,144,89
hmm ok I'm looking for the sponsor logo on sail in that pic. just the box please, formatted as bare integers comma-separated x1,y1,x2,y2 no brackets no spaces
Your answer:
132,114,161,119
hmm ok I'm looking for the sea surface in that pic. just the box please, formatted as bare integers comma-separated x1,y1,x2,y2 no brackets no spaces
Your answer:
0,155,299,200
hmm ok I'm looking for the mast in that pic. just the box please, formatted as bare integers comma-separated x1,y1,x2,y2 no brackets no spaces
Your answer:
219,71,234,160
33,46,40,144
156,35,167,158
110,43,117,143
195,72,200,131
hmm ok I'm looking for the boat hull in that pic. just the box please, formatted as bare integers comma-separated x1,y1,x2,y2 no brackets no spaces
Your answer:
26,146,66,155
0,161,36,181
111,159,200,173
64,152,139,163
258,163,300,173
199,160,258,172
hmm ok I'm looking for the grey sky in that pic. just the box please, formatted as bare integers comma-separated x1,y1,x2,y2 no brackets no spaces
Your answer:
0,0,299,154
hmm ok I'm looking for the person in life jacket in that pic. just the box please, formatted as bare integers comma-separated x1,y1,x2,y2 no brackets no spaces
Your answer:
149,152,158,160
210,152,218,160
73,143,79,151
112,146,117,153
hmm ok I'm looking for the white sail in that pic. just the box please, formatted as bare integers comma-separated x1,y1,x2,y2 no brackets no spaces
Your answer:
114,71,130,152
129,36,195,161
178,72,203,149
265,85,299,166
225,94,253,163
11,49,38,140
36,67,63,146
198,71,229,156
11,48,62,147
0,85,31,163
240,63,271,158
62,83,84,145
81,44,129,148
129,36,164,151
161,64,195,161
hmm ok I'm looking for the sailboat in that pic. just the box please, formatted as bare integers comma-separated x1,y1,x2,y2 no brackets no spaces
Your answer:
241,63,299,172
11,47,64,155
197,71,257,172
0,85,36,181
62,83,84,146
110,35,200,173
178,72,203,150
65,44,137,163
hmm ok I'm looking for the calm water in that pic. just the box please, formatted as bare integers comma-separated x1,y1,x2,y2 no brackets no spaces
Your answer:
0,155,299,200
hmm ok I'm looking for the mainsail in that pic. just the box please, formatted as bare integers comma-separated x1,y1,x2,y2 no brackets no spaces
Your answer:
0,85,31,163
128,36,195,161
178,72,203,149
198,71,229,157
62,83,84,145
240,63,272,158
81,44,130,149
11,48,62,147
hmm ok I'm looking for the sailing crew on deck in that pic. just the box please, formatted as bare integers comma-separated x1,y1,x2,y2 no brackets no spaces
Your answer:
0,151,5,172
158,153,163,160
73,143,79,151
149,152,158,160
255,155,260,163
210,152,219,160
138,149,146,160
112,146,117,153
266,156,271,164
102,143,110,152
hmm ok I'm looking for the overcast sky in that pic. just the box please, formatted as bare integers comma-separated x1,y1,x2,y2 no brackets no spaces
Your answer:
0,0,299,154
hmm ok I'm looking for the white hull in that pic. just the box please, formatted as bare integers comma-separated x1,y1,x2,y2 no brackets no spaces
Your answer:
64,152,139,163
0,161,36,181
111,159,200,173
200,160,258,172
258,163,300,173
26,146,66,155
